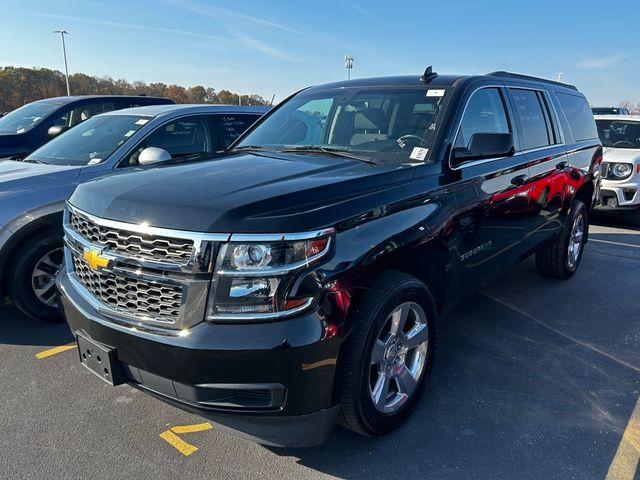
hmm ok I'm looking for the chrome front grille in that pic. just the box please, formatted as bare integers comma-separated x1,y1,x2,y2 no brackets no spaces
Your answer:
70,211,194,263
73,256,182,322
64,205,227,331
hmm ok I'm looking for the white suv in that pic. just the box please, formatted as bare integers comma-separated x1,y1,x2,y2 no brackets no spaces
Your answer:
594,115,640,225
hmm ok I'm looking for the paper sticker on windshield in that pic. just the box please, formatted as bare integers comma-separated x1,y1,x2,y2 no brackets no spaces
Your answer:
135,119,149,125
426,89,445,97
410,147,429,161
87,158,101,165
124,130,136,137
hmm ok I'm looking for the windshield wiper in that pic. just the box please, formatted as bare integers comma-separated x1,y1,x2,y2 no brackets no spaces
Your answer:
278,145,380,165
232,145,273,152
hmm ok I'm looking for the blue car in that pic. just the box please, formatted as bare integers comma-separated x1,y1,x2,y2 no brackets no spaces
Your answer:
0,95,175,160
0,104,267,321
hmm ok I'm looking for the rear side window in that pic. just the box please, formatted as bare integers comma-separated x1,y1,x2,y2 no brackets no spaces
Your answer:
455,88,510,148
509,89,552,150
556,93,598,141
217,114,261,148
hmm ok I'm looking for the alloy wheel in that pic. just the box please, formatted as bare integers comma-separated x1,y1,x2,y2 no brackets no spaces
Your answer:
31,248,64,307
567,212,584,269
369,301,430,414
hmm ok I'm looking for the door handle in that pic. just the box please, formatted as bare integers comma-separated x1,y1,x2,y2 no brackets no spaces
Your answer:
556,160,568,170
511,175,527,187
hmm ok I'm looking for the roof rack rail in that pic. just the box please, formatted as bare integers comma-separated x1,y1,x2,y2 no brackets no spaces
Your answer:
487,71,578,90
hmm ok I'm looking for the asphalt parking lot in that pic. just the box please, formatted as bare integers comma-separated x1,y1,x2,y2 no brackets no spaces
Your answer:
0,219,638,480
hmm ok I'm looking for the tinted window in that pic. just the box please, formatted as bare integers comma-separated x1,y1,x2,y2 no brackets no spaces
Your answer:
217,114,261,148
455,88,510,148
68,102,116,127
0,101,62,133
123,116,214,166
26,115,149,166
509,89,551,150
557,93,598,141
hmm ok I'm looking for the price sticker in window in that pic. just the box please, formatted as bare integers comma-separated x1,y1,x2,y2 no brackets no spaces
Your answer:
409,147,429,161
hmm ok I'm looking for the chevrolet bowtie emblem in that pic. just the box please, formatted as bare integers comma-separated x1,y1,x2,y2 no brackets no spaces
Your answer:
82,248,110,271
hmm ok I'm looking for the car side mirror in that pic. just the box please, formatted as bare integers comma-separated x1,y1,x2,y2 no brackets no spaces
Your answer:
453,132,515,164
47,125,67,138
138,147,172,165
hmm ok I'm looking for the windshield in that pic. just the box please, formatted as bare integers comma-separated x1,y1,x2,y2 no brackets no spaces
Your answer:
26,114,151,166
0,101,62,134
236,86,448,165
596,119,640,149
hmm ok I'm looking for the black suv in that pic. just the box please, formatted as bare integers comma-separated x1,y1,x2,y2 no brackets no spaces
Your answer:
0,95,174,159
57,69,601,447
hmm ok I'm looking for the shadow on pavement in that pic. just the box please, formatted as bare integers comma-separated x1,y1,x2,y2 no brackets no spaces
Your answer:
0,303,73,346
266,259,640,479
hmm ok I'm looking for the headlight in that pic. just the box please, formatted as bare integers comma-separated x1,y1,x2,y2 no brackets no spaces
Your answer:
611,163,632,178
206,230,334,322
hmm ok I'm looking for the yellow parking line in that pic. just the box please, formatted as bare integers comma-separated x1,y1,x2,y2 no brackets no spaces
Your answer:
160,422,213,456
35,343,76,359
606,396,640,479
160,430,199,456
170,422,213,434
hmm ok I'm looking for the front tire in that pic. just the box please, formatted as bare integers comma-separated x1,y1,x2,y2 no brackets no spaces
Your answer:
535,200,587,279
8,230,64,322
340,271,437,436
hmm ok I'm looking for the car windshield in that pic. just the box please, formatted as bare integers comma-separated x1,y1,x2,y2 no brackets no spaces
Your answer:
596,119,640,149
26,114,151,166
235,86,448,165
0,101,62,133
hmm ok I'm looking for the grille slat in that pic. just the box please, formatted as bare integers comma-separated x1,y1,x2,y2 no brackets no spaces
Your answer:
73,256,182,322
70,211,194,262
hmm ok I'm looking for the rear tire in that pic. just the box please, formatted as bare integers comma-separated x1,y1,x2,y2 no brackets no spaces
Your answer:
339,271,437,437
535,200,587,279
8,230,64,322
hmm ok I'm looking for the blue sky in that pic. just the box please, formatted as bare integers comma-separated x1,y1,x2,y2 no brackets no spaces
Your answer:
1,0,638,105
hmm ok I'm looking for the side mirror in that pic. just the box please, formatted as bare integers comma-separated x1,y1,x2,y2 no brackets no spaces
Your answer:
47,125,67,138
138,147,172,165
453,132,515,164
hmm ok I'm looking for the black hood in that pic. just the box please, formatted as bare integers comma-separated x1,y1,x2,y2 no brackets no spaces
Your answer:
0,133,29,158
69,152,415,233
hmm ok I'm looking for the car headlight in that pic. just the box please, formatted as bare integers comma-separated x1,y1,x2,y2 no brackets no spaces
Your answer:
206,230,334,322
611,163,632,178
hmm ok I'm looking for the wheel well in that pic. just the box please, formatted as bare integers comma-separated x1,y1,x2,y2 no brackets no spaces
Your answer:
0,213,63,299
383,242,448,311
575,180,594,213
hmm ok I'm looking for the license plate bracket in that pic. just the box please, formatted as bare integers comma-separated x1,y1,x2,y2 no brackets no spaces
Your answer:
76,332,126,386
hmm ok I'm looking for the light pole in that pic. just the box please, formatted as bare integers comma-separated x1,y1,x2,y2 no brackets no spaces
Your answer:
555,72,564,83
54,30,71,95
344,54,354,80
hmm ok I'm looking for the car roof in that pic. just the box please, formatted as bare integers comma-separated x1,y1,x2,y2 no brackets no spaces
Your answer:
594,114,640,121
303,71,578,93
101,104,269,118
31,95,171,106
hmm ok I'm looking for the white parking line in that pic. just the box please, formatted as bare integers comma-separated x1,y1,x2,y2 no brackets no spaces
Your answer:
590,239,640,249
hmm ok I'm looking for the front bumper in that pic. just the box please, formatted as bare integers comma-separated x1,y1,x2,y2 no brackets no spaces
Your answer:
57,270,343,447
594,177,640,212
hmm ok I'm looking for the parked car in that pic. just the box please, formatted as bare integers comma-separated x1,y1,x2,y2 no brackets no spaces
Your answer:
57,69,601,447
594,114,640,224
0,95,175,160
0,104,267,320
592,106,630,116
